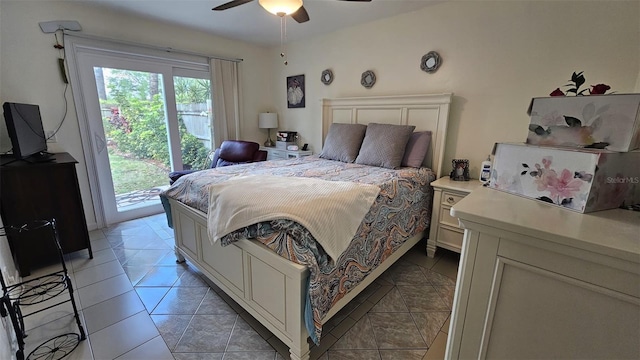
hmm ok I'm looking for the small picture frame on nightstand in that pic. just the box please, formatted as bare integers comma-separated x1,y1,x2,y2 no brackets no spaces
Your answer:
450,159,470,181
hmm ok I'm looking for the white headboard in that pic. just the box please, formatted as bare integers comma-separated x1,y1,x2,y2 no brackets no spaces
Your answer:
321,93,453,178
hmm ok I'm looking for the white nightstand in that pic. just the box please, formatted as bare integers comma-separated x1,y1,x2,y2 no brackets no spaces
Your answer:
427,177,483,257
260,146,312,160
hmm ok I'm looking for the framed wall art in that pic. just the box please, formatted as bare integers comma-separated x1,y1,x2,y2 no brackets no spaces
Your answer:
287,74,305,108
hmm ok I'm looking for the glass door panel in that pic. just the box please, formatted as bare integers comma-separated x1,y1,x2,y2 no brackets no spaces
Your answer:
98,67,171,212
95,67,171,219
173,75,212,171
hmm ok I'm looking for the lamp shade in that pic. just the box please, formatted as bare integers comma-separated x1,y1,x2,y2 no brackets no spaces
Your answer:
258,0,302,15
258,113,278,129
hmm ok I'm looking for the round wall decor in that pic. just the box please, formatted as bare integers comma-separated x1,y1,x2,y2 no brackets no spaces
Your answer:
321,69,333,85
361,70,376,89
420,51,442,73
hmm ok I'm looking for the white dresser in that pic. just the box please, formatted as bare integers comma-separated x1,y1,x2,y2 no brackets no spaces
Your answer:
427,177,483,257
260,146,312,161
446,187,640,359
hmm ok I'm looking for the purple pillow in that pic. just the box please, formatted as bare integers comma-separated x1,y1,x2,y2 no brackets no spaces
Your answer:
401,131,432,168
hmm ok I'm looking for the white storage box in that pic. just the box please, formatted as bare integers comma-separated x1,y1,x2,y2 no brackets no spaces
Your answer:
276,141,296,150
489,143,640,213
526,94,640,152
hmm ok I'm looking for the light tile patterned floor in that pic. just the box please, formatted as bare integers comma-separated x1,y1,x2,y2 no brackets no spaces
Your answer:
13,214,459,360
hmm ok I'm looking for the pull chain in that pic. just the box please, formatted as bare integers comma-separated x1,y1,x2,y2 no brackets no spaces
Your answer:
279,14,288,66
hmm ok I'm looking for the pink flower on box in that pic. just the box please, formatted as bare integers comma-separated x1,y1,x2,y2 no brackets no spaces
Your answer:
524,157,591,206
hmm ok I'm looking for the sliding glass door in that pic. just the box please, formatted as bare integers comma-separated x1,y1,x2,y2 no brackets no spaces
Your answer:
76,53,211,225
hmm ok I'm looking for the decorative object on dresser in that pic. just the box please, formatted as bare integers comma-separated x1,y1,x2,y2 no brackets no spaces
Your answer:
526,93,640,152
450,159,470,181
490,142,640,213
548,71,612,97
276,130,297,150
258,112,278,147
321,69,333,85
420,51,442,73
0,152,93,277
360,70,376,89
427,177,482,258
447,187,639,359
287,74,305,108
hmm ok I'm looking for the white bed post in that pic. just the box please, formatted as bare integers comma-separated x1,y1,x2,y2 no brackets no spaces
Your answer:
290,345,310,360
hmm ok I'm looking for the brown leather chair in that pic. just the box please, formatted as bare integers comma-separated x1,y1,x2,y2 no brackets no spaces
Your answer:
169,140,267,184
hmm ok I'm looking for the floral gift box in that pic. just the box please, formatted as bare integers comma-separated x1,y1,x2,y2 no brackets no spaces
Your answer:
489,143,640,213
526,94,640,152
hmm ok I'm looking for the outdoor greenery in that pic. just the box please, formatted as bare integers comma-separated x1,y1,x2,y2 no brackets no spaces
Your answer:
108,152,168,194
101,70,210,194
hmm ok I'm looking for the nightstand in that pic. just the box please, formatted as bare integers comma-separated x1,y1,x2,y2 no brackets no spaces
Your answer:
427,177,483,257
260,146,312,160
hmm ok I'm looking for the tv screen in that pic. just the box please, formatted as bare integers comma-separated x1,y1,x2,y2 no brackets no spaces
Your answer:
2,102,48,160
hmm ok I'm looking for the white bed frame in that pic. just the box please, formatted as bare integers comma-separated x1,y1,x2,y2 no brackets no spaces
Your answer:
169,93,452,360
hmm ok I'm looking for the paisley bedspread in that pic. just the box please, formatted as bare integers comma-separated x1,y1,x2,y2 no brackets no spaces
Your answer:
162,156,435,343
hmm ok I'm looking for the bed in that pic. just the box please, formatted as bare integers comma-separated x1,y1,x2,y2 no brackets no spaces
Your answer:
162,93,452,360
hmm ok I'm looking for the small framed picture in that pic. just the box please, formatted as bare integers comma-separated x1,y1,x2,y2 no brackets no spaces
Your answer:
450,159,470,181
286,74,305,108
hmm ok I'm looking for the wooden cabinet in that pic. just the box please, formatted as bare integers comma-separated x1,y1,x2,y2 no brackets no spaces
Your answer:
446,187,640,359
427,177,482,257
260,146,312,160
0,152,92,276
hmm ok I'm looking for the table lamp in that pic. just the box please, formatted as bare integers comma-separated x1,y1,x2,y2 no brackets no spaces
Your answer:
258,112,278,147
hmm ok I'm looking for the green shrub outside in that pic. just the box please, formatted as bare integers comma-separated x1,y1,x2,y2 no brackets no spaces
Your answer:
101,71,209,171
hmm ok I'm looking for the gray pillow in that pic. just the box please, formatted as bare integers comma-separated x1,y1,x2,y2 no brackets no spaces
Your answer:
356,123,416,169
320,123,367,163
401,131,432,168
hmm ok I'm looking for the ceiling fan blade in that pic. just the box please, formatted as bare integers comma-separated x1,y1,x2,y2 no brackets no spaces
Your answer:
212,0,254,11
291,5,310,23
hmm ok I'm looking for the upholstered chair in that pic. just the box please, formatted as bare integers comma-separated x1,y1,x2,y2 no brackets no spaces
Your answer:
168,140,267,184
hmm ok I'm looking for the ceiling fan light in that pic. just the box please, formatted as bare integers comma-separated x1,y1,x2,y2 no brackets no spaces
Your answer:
258,0,302,15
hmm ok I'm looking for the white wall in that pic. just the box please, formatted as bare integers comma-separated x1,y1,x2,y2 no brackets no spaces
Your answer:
270,0,640,177
0,1,273,230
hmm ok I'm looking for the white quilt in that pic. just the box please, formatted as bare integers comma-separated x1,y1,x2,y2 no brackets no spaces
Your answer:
207,175,381,260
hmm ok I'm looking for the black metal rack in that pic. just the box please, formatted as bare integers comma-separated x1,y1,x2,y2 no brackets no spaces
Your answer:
0,219,86,360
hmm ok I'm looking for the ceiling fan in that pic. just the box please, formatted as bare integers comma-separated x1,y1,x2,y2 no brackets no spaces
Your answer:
212,0,372,23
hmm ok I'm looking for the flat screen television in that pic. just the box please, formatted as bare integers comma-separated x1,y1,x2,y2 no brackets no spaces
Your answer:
2,102,49,161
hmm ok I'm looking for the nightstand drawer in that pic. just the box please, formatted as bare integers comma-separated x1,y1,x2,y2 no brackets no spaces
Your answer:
440,205,460,229
268,149,287,160
427,177,482,258
442,191,465,206
437,227,464,250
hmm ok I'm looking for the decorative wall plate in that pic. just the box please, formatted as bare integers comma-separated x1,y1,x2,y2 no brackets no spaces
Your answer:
421,51,442,73
361,70,376,89
321,69,333,85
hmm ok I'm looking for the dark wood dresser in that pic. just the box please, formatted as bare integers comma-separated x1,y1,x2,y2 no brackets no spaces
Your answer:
0,152,92,276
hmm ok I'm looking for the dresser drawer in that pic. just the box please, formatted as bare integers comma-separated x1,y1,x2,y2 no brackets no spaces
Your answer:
437,226,464,250
440,205,461,229
442,191,465,206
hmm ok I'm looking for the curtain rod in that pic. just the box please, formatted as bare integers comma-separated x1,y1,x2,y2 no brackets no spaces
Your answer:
62,30,243,63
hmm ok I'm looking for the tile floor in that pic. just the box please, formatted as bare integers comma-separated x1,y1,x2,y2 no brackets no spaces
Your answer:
13,213,460,360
